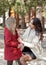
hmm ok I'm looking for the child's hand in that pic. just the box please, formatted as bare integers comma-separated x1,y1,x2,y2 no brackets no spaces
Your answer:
18,44,21,48
18,44,24,51
18,38,23,43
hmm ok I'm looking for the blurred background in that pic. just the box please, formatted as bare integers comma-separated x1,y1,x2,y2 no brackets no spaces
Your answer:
0,0,46,65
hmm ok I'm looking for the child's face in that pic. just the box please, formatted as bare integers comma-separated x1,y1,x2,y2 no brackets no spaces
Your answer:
29,20,35,29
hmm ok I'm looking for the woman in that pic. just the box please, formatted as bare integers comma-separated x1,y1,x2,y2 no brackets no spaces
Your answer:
19,18,43,65
4,8,22,65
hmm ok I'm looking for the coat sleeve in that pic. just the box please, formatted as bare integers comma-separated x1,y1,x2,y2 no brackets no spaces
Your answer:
21,36,39,48
4,28,18,47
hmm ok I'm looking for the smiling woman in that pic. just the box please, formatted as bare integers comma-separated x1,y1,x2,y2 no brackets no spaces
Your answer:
18,18,43,65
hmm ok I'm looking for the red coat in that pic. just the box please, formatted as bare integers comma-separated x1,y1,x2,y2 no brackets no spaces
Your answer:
4,27,22,61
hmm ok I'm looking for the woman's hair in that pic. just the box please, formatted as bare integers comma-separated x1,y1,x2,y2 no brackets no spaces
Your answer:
32,18,43,40
5,17,16,34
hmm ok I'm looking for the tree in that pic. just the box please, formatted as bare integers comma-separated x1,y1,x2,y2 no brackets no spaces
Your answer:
14,0,46,28
14,0,27,28
23,0,46,22
0,0,16,26
0,0,46,27
0,0,9,26
0,0,9,15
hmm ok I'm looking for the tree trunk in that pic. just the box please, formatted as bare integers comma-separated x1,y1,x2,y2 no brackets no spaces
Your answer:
28,8,30,22
3,11,5,27
21,14,26,29
35,6,36,17
16,13,19,28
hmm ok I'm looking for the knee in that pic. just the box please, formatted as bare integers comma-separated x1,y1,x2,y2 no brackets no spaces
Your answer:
20,57,25,64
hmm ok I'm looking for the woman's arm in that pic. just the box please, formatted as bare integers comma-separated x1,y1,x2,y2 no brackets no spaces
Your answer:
18,37,34,48
28,36,39,48
18,36,39,48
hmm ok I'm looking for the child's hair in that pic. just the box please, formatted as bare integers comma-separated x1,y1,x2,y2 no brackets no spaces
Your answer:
5,17,16,34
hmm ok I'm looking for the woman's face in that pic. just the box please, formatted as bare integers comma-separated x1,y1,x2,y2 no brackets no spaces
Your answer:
29,20,35,29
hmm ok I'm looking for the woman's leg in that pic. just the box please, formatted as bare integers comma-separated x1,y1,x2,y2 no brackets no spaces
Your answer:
19,54,28,65
7,61,13,65
20,57,27,65
20,54,32,65
22,54,32,61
